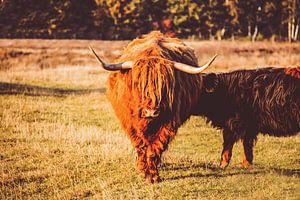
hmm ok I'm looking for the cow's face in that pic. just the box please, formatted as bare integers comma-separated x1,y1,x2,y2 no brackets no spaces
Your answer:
203,73,219,93
130,58,175,120
89,32,218,121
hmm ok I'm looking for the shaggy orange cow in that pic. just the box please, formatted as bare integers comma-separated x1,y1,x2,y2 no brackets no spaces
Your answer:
90,31,217,183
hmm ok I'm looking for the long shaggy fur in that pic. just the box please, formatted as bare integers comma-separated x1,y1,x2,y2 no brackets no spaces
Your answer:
197,67,300,168
198,67,300,136
107,31,203,183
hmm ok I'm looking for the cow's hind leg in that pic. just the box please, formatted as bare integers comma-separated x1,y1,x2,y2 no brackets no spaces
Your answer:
220,129,237,169
242,135,256,168
145,126,176,184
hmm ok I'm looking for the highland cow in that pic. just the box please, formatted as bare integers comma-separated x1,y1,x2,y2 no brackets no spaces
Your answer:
90,31,217,183
90,31,300,183
196,67,300,169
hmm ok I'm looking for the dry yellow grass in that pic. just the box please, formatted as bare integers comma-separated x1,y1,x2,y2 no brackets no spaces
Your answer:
1,39,300,71
0,39,299,199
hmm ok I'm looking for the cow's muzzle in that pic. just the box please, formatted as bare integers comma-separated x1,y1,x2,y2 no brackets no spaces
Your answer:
141,109,160,118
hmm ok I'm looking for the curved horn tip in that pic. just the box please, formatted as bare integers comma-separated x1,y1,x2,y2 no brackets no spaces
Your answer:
208,54,218,64
173,54,218,74
88,45,107,67
88,46,133,71
212,54,218,60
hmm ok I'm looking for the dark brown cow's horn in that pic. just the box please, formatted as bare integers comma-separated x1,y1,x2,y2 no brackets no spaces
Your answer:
173,54,218,74
89,46,133,71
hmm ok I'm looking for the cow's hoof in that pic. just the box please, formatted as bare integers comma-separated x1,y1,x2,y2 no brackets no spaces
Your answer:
242,160,252,169
145,175,152,184
152,175,161,183
219,161,229,169
145,174,160,184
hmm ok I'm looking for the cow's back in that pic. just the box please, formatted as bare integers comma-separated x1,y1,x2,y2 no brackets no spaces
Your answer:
205,68,300,136
246,68,300,136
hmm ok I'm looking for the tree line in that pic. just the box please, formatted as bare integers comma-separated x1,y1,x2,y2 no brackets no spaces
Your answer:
0,0,299,41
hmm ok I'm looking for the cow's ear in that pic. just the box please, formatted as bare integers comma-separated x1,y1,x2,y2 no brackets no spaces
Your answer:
203,73,218,93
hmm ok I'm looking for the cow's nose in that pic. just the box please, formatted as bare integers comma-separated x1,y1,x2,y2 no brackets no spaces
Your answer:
141,109,160,118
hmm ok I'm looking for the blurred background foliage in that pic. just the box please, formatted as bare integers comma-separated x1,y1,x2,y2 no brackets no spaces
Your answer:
0,0,299,41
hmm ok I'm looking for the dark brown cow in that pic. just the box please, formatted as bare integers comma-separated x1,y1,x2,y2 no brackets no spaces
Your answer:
196,67,300,168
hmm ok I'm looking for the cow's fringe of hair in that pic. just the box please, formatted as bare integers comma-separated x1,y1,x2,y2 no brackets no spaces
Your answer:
108,31,202,139
116,31,198,66
131,58,175,111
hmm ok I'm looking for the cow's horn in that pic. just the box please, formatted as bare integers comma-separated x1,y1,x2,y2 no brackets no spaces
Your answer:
89,46,133,71
173,54,218,74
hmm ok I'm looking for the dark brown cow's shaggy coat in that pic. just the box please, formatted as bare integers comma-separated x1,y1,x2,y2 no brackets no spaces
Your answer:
198,67,300,168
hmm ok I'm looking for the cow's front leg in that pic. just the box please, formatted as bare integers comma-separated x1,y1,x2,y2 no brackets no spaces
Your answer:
242,135,256,168
130,133,148,173
220,129,236,169
145,147,160,183
136,145,147,173
145,126,176,184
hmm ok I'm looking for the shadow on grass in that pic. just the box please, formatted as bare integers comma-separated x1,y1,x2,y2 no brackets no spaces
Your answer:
163,171,263,182
269,167,300,177
161,162,220,171
161,162,300,181
0,82,105,97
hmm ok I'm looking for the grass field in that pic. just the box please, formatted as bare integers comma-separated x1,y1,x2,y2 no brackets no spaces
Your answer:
0,39,299,199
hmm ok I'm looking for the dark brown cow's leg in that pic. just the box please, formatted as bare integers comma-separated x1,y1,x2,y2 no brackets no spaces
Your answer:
242,135,255,168
145,126,176,184
220,130,236,169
